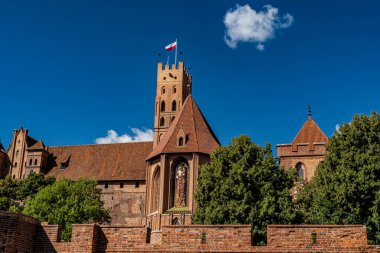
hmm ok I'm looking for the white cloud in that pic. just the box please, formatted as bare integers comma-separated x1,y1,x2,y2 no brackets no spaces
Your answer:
223,4,294,50
95,128,153,144
335,124,341,134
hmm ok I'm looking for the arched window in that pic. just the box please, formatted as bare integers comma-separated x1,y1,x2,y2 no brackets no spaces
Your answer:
29,159,33,165
160,117,165,127
178,137,184,146
16,150,19,157
173,86,177,93
172,217,180,225
162,86,166,94
152,167,161,212
172,101,177,111
15,162,18,168
296,162,304,180
34,159,38,165
161,101,166,112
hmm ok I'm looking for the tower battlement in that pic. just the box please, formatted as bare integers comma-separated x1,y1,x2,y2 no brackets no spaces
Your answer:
153,61,192,147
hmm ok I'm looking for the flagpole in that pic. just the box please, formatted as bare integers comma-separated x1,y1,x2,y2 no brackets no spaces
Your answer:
175,38,178,66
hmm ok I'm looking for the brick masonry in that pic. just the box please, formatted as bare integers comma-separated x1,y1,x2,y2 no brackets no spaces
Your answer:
1,211,379,252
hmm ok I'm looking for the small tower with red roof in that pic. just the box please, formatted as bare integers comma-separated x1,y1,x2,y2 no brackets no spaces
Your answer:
276,106,328,181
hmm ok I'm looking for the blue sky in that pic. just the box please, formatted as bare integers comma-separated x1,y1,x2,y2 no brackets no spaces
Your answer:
0,1,380,152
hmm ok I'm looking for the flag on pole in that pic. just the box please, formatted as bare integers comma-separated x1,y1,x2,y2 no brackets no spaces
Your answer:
165,41,177,51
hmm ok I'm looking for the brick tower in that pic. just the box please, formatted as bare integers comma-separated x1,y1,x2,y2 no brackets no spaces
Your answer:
276,106,328,181
153,61,192,148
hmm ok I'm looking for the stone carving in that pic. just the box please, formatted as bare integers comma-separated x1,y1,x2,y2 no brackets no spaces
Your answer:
174,162,187,207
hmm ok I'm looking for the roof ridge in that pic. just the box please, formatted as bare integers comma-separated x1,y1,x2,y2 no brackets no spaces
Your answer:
48,141,153,148
190,97,199,151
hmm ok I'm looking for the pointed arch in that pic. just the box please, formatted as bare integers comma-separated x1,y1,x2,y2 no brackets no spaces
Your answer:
161,101,166,112
295,162,304,180
152,166,161,212
160,117,165,127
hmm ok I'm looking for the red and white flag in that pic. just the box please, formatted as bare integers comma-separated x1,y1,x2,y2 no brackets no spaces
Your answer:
165,41,177,51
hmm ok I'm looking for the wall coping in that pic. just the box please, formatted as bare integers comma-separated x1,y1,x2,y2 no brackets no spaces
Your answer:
100,225,146,229
0,210,41,225
268,224,366,228
163,225,251,228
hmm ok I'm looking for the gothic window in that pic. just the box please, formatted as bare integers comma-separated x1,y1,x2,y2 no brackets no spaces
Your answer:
296,162,304,180
161,101,166,112
29,159,33,165
34,159,38,165
162,86,166,94
160,117,165,127
152,167,160,212
178,137,184,146
172,100,177,111
171,160,188,208
173,86,177,93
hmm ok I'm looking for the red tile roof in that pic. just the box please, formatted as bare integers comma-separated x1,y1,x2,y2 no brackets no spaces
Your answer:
292,118,328,144
45,142,153,181
147,95,220,160
28,140,46,150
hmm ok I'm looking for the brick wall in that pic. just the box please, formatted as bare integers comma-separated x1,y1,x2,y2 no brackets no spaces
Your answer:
96,226,149,252
267,225,368,251
161,225,252,251
0,212,379,252
0,210,39,253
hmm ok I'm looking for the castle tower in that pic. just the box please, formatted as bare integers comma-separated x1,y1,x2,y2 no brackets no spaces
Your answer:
153,61,192,148
276,106,328,181
25,140,48,176
7,128,38,179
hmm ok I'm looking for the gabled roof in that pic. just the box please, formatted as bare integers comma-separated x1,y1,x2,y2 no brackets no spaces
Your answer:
292,117,328,145
27,140,46,151
147,95,220,160
45,142,153,181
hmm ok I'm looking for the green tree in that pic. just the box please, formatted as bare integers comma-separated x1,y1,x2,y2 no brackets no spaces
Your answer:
0,175,18,211
0,173,55,211
193,135,296,245
23,178,111,241
297,113,380,244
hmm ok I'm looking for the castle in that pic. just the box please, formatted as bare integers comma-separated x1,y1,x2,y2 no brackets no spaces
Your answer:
1,61,380,253
0,61,327,230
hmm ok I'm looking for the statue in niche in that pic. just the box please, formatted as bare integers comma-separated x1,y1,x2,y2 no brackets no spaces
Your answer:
174,162,187,207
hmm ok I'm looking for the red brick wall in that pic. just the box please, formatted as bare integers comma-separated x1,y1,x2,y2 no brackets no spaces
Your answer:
267,225,368,251
0,210,39,253
96,226,148,252
161,225,252,251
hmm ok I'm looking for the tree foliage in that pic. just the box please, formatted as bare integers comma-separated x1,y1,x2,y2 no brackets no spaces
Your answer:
23,178,111,241
193,135,296,245
0,173,55,211
297,113,380,244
